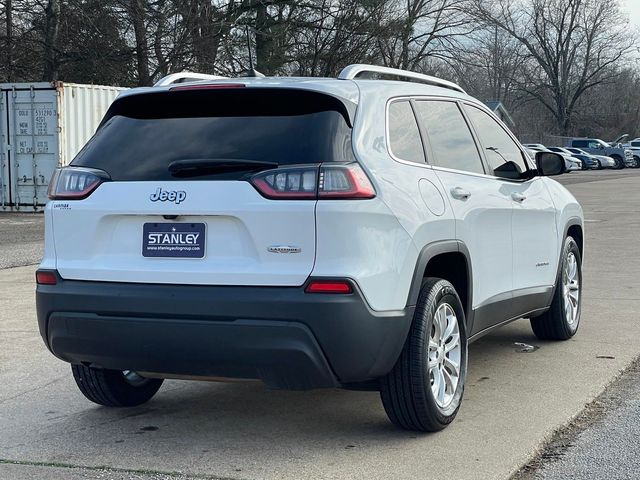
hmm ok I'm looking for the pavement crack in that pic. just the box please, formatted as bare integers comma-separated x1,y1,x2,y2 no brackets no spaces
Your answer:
0,376,66,405
0,458,246,480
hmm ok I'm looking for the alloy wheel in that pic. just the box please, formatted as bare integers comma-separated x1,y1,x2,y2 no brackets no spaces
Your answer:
428,303,461,409
563,252,580,327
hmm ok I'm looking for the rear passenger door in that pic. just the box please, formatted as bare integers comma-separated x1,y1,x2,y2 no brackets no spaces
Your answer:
413,99,514,335
463,104,558,316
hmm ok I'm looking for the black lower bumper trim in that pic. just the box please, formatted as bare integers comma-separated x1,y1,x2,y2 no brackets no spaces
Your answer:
37,279,413,390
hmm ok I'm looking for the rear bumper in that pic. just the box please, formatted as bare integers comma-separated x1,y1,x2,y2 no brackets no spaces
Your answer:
36,278,413,390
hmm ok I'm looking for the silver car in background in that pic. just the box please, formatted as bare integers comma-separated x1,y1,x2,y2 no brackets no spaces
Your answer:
565,147,615,169
525,146,582,172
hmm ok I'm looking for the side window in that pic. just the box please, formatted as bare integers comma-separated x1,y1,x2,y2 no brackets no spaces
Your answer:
464,105,528,180
573,140,587,148
387,101,425,163
588,141,600,149
413,100,484,174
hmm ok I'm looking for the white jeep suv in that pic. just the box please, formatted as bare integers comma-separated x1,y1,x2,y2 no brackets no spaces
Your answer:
36,65,584,432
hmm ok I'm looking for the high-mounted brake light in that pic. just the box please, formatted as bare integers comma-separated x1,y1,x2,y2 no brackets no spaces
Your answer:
250,163,375,200
48,167,110,200
36,270,57,285
305,280,353,294
170,84,246,91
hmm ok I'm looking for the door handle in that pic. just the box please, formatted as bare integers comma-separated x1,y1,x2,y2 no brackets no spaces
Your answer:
511,192,526,203
451,187,471,200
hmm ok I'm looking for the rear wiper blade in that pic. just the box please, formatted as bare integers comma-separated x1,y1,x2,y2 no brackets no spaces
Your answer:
168,158,278,177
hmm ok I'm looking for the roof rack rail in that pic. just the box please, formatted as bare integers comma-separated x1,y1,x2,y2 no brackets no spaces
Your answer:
154,72,226,87
337,64,466,94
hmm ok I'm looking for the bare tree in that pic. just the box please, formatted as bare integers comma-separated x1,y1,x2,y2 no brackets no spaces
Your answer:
5,0,13,80
377,0,473,71
471,0,637,134
42,0,61,80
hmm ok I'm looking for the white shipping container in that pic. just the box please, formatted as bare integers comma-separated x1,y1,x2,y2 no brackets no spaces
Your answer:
0,82,127,211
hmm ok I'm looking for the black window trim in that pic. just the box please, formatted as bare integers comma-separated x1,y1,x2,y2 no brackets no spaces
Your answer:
385,95,537,182
385,98,428,165
460,101,535,183
412,97,488,176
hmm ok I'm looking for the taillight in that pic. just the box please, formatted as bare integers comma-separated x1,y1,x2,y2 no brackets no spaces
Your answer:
305,280,353,294
250,163,375,200
318,164,376,199
48,167,110,200
36,270,58,285
251,166,318,199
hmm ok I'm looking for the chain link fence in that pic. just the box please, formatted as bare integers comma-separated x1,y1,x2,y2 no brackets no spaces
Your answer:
518,133,574,147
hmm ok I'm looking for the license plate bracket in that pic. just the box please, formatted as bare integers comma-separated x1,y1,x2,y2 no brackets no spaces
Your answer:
142,223,206,258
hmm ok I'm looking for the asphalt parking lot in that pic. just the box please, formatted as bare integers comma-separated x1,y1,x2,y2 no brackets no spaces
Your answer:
2,169,640,480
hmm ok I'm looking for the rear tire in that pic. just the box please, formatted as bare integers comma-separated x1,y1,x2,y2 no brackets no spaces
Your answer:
380,278,467,432
71,365,163,407
634,156,640,168
530,237,582,341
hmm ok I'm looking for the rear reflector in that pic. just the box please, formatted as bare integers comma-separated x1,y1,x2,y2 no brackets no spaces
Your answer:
36,270,57,285
305,281,353,294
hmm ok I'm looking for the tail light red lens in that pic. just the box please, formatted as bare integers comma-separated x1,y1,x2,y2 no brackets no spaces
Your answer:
305,280,353,294
318,164,376,199
250,163,375,200
36,270,57,285
48,167,110,200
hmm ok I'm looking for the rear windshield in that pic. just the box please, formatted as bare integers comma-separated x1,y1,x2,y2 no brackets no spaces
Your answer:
72,88,356,181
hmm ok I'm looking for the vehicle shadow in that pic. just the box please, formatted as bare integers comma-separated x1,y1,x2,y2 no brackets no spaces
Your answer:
3,319,554,478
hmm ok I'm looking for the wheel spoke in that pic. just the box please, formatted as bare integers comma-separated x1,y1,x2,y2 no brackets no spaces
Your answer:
568,288,579,306
428,351,438,368
444,356,460,377
443,311,456,339
437,308,447,340
444,333,460,353
437,369,446,404
442,367,455,395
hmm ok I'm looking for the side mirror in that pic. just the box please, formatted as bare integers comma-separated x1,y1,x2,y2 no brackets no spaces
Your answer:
535,152,566,176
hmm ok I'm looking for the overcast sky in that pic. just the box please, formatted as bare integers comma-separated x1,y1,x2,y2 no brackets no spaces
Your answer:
623,0,640,26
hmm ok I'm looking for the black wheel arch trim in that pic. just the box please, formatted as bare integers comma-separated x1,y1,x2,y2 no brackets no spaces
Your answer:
406,240,473,323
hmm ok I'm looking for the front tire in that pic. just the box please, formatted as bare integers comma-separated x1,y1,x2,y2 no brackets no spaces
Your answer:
611,154,624,169
380,278,467,432
71,365,163,407
530,237,582,340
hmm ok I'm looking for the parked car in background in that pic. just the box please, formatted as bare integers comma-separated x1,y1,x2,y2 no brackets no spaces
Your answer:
623,137,640,166
547,147,595,170
568,138,635,169
526,146,581,171
565,147,616,169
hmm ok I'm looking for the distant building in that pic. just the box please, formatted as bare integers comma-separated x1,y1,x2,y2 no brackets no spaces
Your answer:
485,101,515,128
